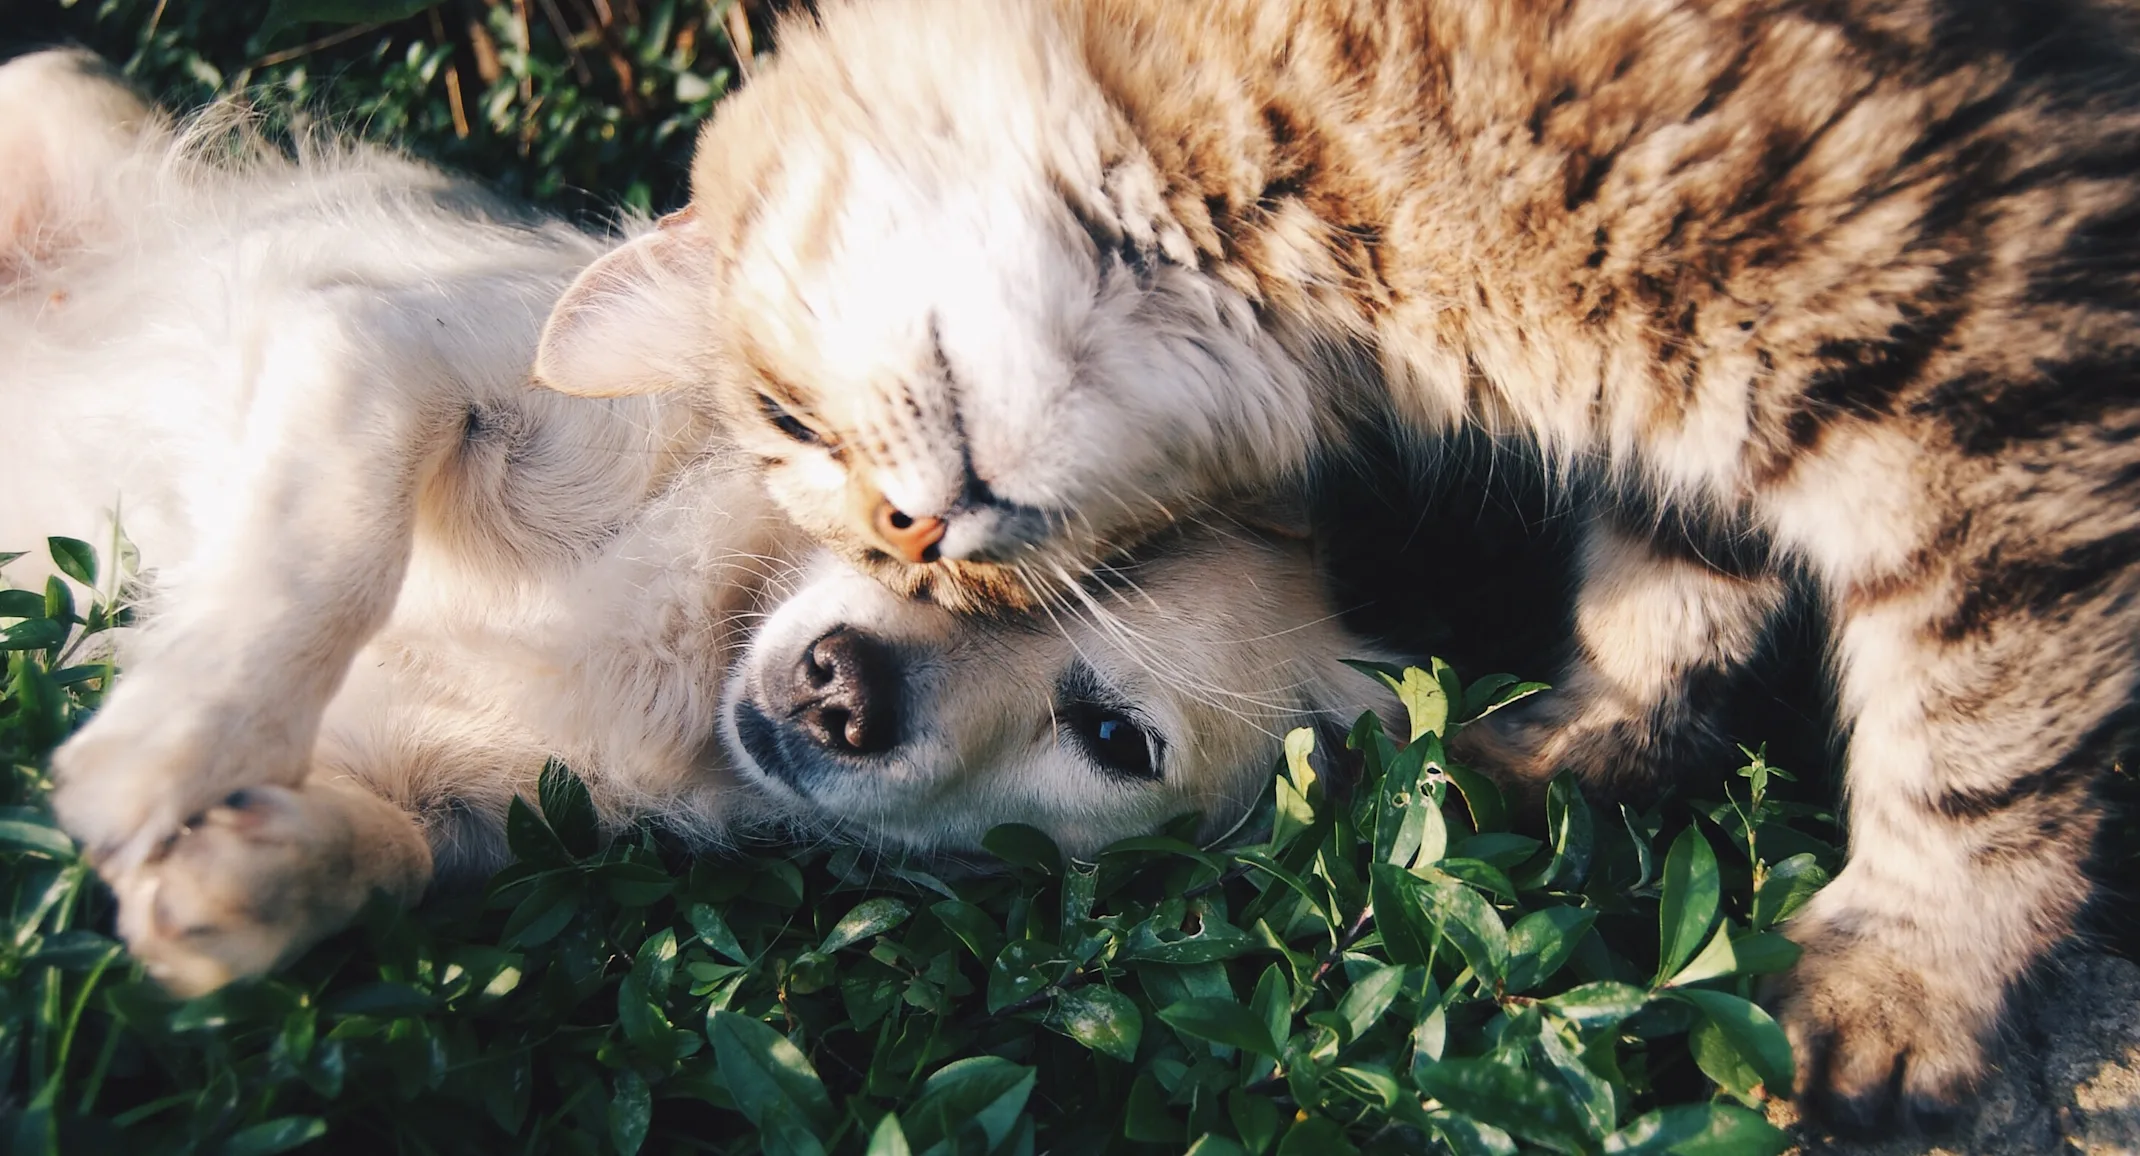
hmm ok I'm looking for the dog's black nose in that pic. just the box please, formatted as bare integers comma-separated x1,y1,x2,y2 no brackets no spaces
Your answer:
783,626,900,756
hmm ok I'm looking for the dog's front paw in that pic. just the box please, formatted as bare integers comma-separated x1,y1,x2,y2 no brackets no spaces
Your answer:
50,679,312,872
111,785,393,996
1768,914,2000,1134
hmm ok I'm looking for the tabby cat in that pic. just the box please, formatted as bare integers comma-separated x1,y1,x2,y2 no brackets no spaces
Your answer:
533,0,2140,1129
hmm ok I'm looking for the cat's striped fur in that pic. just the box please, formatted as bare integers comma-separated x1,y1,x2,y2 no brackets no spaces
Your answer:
532,0,2140,1130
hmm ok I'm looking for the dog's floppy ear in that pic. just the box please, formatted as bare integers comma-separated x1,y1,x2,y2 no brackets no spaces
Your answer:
534,208,718,398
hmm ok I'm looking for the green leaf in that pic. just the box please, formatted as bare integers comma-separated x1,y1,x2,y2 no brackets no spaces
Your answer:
1527,1014,1619,1138
1535,775,1596,889
1415,869,1510,982
1249,963,1291,1083
987,939,1063,1013
821,897,911,953
0,618,67,650
1672,989,1794,1096
1123,902,1257,964
499,874,580,948
537,758,599,858
1542,982,1652,1033
262,0,441,37
903,1056,1035,1155
1276,1115,1358,1156
1425,1111,1520,1156
866,1113,913,1156
930,900,1006,962
1445,761,1509,834
1053,985,1141,1062
43,576,74,627
1187,1134,1251,1156
1661,922,1738,988
1464,680,1552,723
1414,1059,1594,1155
983,823,1062,875
1654,827,1721,985
706,1011,834,1141
1284,724,1321,794
1396,665,1450,741
1505,907,1597,994
688,903,750,965
0,589,44,619
0,809,74,859
1455,832,1542,870
1602,1103,1790,1156
610,1070,652,1156
47,537,95,587
1336,963,1406,1044
1229,1086,1282,1154
1157,998,1281,1058
503,795,572,867
1375,735,1434,866
1750,854,1829,931
1124,1073,1180,1143
219,1116,327,1156
1724,932,1801,977
1369,864,1439,966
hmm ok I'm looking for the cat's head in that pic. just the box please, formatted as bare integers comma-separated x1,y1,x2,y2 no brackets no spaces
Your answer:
719,520,1399,858
534,0,1322,611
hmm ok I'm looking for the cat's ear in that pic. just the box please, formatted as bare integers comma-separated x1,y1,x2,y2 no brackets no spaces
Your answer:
535,208,719,397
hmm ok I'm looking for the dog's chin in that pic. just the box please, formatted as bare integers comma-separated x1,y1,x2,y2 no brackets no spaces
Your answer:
726,698,824,803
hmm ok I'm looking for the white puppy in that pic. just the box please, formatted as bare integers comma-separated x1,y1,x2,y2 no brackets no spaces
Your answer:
0,52,1397,994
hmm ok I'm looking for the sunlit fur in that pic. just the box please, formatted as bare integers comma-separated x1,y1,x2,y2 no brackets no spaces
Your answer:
532,0,2140,1128
0,51,1395,996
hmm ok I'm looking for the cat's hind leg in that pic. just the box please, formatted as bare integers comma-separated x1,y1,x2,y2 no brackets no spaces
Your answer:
1452,508,1787,795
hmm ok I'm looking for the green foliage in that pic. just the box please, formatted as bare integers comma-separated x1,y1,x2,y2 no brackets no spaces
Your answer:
22,0,757,215
0,536,1849,1153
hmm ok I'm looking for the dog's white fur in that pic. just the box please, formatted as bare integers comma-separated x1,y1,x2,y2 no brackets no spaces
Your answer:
0,51,1396,995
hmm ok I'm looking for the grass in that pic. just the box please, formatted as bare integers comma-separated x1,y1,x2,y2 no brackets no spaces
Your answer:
2,535,1838,1154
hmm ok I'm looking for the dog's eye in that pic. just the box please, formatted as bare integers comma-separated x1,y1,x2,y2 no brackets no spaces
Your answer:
757,392,823,446
1063,701,1161,782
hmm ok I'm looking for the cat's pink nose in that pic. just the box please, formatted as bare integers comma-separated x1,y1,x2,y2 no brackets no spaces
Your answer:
872,501,945,564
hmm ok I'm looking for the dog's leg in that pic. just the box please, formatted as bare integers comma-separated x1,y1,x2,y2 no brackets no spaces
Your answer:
51,298,468,872
111,772,432,997
1452,512,1786,796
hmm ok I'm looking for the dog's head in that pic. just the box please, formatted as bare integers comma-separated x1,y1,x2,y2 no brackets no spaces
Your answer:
720,521,1398,858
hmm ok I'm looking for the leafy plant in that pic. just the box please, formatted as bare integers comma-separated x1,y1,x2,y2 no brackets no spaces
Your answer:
19,0,763,217
1,536,1843,1154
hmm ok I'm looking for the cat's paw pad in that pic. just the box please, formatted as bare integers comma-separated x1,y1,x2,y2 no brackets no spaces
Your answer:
1770,931,1995,1134
111,786,360,997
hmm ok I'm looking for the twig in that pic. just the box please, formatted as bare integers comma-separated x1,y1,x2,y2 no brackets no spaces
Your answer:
1308,904,1376,987
430,7,472,139
724,0,755,82
251,21,387,70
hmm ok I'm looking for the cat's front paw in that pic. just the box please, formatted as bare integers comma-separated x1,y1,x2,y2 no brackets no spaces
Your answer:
1449,687,1728,799
111,785,389,996
1769,915,2000,1134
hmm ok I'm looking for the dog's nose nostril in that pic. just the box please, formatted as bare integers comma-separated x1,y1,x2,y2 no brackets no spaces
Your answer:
787,627,900,755
871,500,946,565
